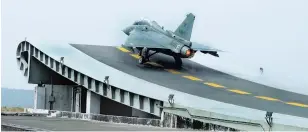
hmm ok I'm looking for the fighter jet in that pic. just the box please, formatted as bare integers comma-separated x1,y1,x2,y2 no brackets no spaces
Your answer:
122,13,222,68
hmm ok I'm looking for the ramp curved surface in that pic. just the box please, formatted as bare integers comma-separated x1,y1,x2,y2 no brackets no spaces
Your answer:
71,44,308,118
15,40,308,128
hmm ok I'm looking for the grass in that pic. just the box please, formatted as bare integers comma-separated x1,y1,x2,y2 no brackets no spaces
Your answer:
1,106,24,112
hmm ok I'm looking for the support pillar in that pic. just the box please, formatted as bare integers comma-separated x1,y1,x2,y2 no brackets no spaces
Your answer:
174,114,177,128
33,87,37,109
86,89,100,114
170,114,174,128
34,86,47,110
75,88,81,112
34,87,38,109
86,89,91,114
71,87,74,112
72,86,81,112
160,111,165,127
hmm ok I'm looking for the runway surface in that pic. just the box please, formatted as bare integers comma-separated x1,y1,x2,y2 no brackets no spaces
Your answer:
1,116,177,131
71,44,308,118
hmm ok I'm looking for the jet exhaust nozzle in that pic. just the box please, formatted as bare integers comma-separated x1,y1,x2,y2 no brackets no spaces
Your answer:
180,46,193,57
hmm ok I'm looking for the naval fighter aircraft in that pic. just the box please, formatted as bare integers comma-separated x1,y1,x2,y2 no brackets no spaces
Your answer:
122,13,222,68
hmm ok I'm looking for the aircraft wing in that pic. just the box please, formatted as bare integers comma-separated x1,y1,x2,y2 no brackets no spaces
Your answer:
191,42,223,57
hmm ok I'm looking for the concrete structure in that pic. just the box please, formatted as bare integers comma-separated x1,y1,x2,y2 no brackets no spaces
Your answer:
15,40,308,131
1,116,175,131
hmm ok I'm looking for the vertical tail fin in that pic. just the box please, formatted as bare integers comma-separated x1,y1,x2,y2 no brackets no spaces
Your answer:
174,13,195,41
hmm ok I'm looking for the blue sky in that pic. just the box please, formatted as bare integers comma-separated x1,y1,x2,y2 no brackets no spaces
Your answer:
1,0,308,94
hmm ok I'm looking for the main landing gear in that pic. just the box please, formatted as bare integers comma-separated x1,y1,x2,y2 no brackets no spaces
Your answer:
173,56,182,69
138,47,183,69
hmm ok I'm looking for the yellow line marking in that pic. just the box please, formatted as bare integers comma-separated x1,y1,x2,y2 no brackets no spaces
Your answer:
204,82,226,88
130,54,141,59
255,96,280,101
165,69,182,74
117,47,130,53
182,75,203,81
285,102,308,108
228,89,251,95
146,62,163,67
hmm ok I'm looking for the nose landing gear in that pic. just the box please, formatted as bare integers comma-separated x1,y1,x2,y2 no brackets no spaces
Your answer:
138,56,149,64
138,47,157,64
138,47,149,64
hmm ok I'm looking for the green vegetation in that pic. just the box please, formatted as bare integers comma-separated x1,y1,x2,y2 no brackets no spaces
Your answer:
1,106,24,112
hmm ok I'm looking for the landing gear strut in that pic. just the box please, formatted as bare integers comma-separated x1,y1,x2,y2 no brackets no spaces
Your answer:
138,56,148,64
138,47,182,69
138,48,148,64
138,47,157,64
173,56,182,69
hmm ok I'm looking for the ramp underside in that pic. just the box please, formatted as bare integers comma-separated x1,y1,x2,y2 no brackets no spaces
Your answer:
71,44,308,118
29,56,77,85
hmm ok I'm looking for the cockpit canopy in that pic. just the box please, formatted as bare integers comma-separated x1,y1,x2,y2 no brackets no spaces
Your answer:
132,18,165,31
132,18,152,26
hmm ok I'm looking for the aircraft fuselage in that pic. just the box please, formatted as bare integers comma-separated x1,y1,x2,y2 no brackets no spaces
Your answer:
123,23,195,59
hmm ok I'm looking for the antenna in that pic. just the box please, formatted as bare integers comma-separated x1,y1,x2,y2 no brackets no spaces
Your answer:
260,67,264,74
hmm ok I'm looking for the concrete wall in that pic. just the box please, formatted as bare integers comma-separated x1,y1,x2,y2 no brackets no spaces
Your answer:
28,56,75,85
34,86,47,109
51,85,73,111
100,96,133,116
34,84,157,118
89,90,101,114
132,108,158,119
99,95,159,119
86,90,101,114
34,84,73,112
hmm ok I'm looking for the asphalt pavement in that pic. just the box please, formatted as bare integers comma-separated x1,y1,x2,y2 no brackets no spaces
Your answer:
71,44,308,118
1,116,179,131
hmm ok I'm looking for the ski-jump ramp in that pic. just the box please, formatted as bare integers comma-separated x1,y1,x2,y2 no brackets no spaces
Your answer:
15,39,308,130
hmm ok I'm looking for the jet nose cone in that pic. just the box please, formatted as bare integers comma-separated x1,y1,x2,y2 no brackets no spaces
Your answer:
122,26,134,35
122,29,130,35
122,28,130,35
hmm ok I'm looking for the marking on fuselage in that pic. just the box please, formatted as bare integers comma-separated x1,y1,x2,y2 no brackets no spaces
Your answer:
227,89,251,95
204,82,226,88
254,96,280,102
117,47,131,53
165,69,182,74
130,54,141,59
182,75,203,81
285,102,308,108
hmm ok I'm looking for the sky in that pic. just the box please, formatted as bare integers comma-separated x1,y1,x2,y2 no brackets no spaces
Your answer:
1,0,308,93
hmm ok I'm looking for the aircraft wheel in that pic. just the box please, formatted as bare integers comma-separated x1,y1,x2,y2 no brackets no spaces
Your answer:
138,57,146,64
174,56,182,69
